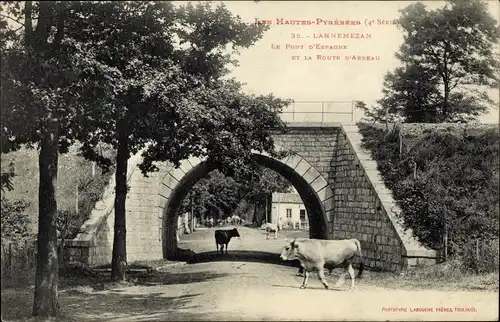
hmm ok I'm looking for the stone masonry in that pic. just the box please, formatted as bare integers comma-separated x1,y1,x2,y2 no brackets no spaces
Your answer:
66,122,437,271
333,125,436,271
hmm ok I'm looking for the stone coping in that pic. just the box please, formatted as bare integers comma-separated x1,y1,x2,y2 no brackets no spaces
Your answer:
342,124,437,259
285,122,345,128
68,151,144,246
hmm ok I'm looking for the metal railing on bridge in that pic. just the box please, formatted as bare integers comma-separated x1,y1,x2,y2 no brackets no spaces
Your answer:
280,100,355,123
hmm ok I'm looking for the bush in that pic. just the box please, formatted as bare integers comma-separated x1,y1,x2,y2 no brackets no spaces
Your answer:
459,239,499,274
61,166,116,239
1,238,37,289
358,123,499,273
1,142,116,288
1,198,31,241
1,195,36,288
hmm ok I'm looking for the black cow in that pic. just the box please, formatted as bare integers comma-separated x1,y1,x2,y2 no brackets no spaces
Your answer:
215,228,240,254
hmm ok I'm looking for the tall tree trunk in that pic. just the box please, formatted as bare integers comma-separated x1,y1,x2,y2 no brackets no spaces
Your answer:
58,235,65,268
265,194,268,224
443,80,449,122
111,120,129,281
252,201,258,225
33,119,60,317
24,1,33,44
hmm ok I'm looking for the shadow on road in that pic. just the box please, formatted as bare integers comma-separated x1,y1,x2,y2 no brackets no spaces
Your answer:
137,270,231,286
1,288,205,321
271,284,346,291
185,250,302,269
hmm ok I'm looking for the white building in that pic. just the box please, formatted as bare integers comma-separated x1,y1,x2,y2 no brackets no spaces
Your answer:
271,192,309,230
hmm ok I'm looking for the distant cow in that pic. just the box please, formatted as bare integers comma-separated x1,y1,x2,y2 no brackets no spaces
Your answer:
264,223,279,240
280,238,364,290
215,228,241,254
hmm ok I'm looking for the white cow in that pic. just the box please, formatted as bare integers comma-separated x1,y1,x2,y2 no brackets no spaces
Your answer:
264,223,279,240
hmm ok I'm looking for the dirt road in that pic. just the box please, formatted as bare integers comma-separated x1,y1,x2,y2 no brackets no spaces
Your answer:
2,226,498,321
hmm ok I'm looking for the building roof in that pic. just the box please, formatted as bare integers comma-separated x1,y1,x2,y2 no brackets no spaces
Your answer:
272,192,304,204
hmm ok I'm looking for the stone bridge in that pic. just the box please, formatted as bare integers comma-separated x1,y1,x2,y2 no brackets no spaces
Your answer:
65,123,437,271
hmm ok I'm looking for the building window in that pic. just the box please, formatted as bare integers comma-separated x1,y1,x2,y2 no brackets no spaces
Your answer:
300,209,306,221
286,208,292,218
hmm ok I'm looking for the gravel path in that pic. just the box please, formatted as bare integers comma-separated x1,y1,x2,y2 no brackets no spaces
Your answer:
2,227,498,321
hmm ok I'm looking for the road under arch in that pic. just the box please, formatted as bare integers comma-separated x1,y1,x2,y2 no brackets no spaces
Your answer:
162,153,331,259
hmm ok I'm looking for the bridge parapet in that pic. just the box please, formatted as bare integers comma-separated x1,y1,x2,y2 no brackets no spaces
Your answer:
280,101,355,124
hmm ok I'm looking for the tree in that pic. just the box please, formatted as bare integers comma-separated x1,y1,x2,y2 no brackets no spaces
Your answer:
180,165,292,225
55,209,78,267
2,4,288,314
379,64,442,123
235,167,291,225
0,1,113,316
62,1,286,279
373,0,499,123
180,170,240,220
59,1,193,281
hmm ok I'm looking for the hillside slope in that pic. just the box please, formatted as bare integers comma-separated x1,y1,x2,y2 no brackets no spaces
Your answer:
1,143,115,235
358,122,499,272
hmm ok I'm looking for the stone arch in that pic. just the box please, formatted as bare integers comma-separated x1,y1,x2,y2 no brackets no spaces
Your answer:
158,146,334,259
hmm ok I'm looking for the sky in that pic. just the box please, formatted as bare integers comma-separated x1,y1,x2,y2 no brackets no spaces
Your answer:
4,1,499,123
217,0,500,124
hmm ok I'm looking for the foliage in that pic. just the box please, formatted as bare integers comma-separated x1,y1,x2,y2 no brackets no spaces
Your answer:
139,79,291,181
379,64,442,123
1,0,124,314
0,162,15,193
1,144,115,235
357,0,499,123
1,238,37,289
1,0,289,286
57,144,117,239
181,167,292,222
358,123,499,272
0,159,32,242
1,197,32,241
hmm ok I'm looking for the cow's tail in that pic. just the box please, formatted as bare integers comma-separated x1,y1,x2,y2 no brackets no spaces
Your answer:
353,239,365,278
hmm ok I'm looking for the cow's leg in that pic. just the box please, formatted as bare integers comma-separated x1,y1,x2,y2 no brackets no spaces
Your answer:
274,231,277,239
300,270,309,289
216,242,219,254
225,243,229,254
266,231,269,240
347,263,356,291
317,264,329,289
334,271,346,288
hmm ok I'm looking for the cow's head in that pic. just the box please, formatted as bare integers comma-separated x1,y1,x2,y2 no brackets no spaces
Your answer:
231,228,241,239
280,238,299,261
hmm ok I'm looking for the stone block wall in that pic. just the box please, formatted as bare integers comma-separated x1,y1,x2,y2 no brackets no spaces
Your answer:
65,153,167,266
270,124,340,238
332,125,437,271
333,130,404,270
66,122,437,271
272,124,339,182
123,167,164,263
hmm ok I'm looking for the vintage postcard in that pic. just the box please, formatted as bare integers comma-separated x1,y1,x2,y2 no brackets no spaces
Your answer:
1,1,498,321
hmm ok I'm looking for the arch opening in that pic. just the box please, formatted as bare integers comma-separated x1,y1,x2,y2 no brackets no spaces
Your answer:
161,153,331,259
